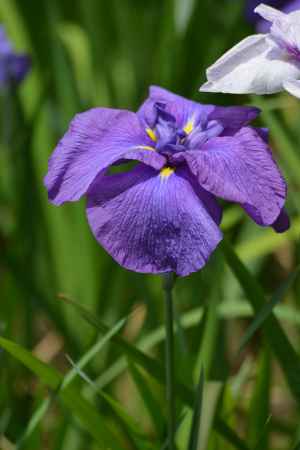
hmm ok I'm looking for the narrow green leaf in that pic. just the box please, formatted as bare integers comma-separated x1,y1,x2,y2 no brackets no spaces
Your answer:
221,240,300,406
67,359,153,450
253,416,272,450
16,398,52,449
58,294,169,389
214,418,250,450
248,348,271,449
16,315,126,447
128,362,166,437
188,368,204,450
62,315,127,389
237,268,300,355
0,336,123,450
60,295,250,450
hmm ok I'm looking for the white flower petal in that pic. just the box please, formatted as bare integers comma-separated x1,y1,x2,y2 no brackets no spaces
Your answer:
283,79,300,98
254,4,286,23
200,34,300,95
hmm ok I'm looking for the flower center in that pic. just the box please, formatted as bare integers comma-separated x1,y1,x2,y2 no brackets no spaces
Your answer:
146,102,224,158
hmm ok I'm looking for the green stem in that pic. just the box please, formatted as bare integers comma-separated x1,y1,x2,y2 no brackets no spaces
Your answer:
162,273,176,450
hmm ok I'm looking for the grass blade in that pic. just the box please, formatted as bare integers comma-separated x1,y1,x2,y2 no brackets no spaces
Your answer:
59,294,250,450
16,315,126,447
237,267,300,356
221,239,300,406
128,362,166,437
67,358,152,450
0,336,123,450
188,368,204,450
248,348,271,449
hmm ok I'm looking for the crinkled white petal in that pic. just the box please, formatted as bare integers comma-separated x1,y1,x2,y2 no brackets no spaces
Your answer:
283,79,300,98
200,34,300,95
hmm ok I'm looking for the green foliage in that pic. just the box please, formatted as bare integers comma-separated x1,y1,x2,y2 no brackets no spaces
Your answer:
1,0,300,449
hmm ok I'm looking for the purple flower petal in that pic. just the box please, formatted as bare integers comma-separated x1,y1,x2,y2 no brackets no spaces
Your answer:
0,26,13,54
147,86,215,130
86,164,222,276
44,108,166,205
139,85,260,136
272,208,290,232
0,27,31,87
175,127,286,227
7,54,31,84
209,105,261,135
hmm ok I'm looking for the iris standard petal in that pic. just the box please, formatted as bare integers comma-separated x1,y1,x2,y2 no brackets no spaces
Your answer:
200,34,300,94
283,78,300,97
143,85,260,135
44,108,166,205
175,127,286,227
209,105,260,135
86,164,222,276
148,85,215,131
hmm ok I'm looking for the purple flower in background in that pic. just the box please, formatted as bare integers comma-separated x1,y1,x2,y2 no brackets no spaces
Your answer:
0,26,30,88
200,4,300,98
246,0,300,31
44,86,289,276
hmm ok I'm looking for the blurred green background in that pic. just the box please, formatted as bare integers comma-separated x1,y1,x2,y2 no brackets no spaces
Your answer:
1,0,300,449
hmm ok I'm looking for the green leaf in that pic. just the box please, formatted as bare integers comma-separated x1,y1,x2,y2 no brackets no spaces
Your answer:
16,315,126,447
188,368,204,450
248,348,271,449
60,295,249,450
16,398,52,449
214,417,250,450
221,240,300,406
0,336,123,450
128,362,166,437
67,359,155,450
237,267,300,356
59,294,169,390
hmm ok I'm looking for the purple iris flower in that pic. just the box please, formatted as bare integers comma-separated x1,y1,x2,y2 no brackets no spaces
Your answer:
0,26,30,88
44,86,289,276
246,0,300,31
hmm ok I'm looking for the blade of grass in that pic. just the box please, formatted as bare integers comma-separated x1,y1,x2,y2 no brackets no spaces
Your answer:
0,337,123,450
248,348,271,449
237,268,300,356
128,362,166,437
221,239,300,406
16,315,127,448
188,368,204,450
59,294,250,450
253,416,272,450
67,358,153,450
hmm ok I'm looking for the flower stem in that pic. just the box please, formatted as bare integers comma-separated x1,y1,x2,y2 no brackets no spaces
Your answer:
162,272,176,450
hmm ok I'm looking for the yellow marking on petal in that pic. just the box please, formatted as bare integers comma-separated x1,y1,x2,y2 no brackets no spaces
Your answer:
160,167,175,178
146,127,157,142
140,145,155,151
183,119,194,135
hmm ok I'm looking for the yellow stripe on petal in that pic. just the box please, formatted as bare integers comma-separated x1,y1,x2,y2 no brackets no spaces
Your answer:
139,145,155,151
146,127,157,142
183,119,194,135
160,167,175,178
